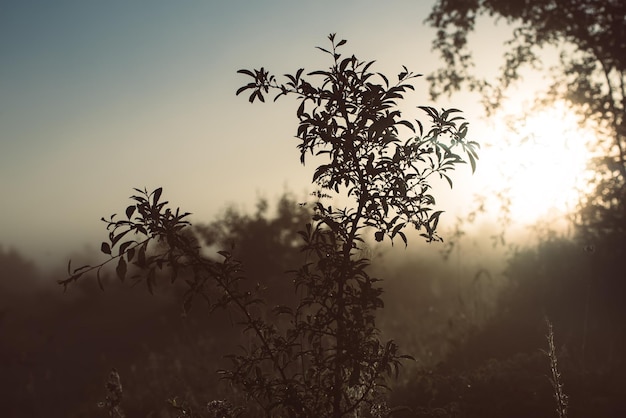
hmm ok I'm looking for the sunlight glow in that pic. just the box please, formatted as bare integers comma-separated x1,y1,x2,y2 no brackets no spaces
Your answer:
477,100,594,226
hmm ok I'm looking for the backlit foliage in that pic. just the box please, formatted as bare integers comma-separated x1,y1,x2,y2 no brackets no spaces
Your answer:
61,34,477,417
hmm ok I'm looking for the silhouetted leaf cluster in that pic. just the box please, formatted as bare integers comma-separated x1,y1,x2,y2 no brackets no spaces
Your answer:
237,33,478,245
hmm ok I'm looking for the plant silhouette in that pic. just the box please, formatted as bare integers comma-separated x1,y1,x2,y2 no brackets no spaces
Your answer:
61,34,478,417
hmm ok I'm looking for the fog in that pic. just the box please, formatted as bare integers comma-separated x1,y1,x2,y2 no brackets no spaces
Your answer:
2,192,623,417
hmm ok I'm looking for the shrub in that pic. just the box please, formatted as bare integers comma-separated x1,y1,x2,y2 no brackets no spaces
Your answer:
61,34,477,418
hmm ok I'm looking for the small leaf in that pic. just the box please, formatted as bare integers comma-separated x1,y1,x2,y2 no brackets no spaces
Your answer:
111,229,130,247
101,242,111,255
416,119,424,136
237,69,255,77
339,57,351,72
398,231,408,247
307,70,330,77
116,257,127,282
469,153,477,173
378,72,389,87
397,120,415,132
96,268,104,291
152,187,162,206
125,205,136,219
297,100,306,118
119,240,132,256
315,46,331,55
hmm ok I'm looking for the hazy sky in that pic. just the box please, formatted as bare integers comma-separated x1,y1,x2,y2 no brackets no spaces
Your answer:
1,1,557,268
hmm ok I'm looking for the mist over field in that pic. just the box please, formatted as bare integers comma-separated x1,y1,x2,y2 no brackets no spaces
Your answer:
0,211,501,416
2,194,624,417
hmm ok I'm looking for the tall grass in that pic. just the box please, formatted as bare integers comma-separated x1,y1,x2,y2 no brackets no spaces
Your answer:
544,318,568,418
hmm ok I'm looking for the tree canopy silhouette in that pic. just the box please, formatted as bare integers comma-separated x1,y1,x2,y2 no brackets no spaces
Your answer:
427,0,625,243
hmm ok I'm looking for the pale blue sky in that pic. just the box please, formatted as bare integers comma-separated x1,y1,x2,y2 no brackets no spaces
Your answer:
1,1,534,268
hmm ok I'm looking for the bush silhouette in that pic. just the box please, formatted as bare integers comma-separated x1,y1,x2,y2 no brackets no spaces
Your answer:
62,34,477,417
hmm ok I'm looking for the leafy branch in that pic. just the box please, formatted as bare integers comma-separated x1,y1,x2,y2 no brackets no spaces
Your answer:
59,187,193,293
238,33,478,246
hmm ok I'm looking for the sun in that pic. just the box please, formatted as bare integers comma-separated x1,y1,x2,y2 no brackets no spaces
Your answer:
476,100,594,226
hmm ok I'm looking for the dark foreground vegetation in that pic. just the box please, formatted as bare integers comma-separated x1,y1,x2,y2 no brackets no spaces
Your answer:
2,196,626,417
